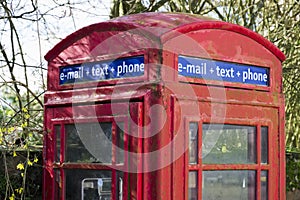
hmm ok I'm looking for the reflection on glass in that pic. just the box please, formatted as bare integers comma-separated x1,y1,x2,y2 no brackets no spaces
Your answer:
188,171,198,200
55,125,61,163
261,127,268,164
189,122,198,164
116,123,124,164
65,123,112,163
203,170,256,200
65,169,112,200
202,124,257,164
261,171,268,200
117,171,123,200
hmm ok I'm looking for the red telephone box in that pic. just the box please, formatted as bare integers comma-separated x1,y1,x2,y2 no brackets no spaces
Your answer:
43,12,286,200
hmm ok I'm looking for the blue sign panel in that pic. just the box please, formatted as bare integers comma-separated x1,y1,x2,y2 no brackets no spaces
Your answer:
178,56,269,86
59,56,144,85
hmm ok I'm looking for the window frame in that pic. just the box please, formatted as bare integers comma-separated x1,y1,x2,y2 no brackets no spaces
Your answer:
186,116,273,200
51,116,128,200
48,102,143,200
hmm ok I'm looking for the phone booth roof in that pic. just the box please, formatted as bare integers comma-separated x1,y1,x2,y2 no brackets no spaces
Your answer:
45,12,285,63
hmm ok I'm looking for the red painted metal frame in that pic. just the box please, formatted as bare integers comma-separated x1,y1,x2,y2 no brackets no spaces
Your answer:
44,12,286,200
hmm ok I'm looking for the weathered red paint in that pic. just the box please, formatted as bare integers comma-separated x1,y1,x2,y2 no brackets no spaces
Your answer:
44,12,285,200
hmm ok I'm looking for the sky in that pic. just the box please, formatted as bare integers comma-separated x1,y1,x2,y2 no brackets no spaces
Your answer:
0,0,112,92
31,0,112,65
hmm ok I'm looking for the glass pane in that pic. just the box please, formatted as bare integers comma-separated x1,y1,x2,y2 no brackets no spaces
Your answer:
189,122,198,164
202,124,257,164
54,169,61,199
261,126,268,164
188,171,198,200
65,169,112,200
65,123,112,163
261,171,268,200
55,125,61,163
116,123,124,165
203,170,256,200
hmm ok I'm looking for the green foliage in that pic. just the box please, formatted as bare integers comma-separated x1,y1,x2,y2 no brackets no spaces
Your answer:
0,83,43,144
286,150,300,191
110,0,147,18
262,2,300,150
0,151,42,199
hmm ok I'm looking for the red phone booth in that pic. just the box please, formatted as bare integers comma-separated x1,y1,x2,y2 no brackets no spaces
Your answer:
43,13,286,200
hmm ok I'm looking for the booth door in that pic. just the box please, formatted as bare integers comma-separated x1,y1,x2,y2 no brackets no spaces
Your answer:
174,101,280,200
47,102,142,200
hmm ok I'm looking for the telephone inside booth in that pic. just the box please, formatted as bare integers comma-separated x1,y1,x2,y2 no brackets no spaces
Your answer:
81,177,122,200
